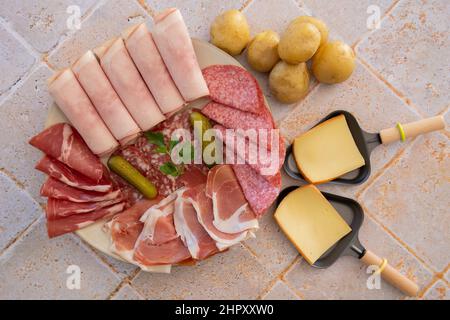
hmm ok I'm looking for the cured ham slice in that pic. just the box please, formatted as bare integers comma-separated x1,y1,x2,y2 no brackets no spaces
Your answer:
153,8,209,101
35,156,112,193
46,197,123,220
232,164,281,217
133,237,191,266
72,50,141,145
184,184,250,250
41,178,121,203
47,202,125,238
47,69,118,156
174,188,218,260
95,38,165,131
30,123,104,182
123,23,184,114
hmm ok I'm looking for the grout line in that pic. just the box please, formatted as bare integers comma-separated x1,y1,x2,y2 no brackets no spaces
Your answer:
136,0,155,18
240,0,254,11
0,216,41,258
282,278,305,300
256,275,283,300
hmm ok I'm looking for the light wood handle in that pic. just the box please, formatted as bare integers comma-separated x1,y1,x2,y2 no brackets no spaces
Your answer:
380,116,445,144
361,249,419,297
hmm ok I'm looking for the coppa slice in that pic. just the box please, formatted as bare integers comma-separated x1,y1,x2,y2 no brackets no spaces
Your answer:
46,197,123,220
29,123,104,182
232,164,281,217
202,65,264,114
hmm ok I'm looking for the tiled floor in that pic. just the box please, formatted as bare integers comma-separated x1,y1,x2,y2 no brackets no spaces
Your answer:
0,0,448,300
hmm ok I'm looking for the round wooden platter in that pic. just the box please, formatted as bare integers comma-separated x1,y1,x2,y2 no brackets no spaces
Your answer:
44,39,247,273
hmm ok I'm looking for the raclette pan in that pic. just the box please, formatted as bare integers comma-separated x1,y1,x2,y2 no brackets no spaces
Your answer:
277,186,419,296
284,110,445,184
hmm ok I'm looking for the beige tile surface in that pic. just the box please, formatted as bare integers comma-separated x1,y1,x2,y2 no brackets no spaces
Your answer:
422,280,449,300
111,284,144,300
262,280,300,300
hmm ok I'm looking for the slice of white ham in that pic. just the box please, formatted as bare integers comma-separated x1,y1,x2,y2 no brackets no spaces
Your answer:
41,178,121,203
30,123,105,182
174,188,218,260
47,69,119,156
95,38,165,131
35,156,112,193
47,202,125,238
72,50,141,145
153,8,209,101
123,23,184,114
205,165,258,234
46,197,123,220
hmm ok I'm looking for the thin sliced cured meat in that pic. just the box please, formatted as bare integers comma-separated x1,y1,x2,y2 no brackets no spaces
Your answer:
202,65,264,114
184,184,249,250
123,23,184,114
35,156,112,193
133,237,191,266
205,165,258,234
29,123,104,182
232,164,281,217
95,37,165,131
72,50,141,145
46,197,123,220
47,202,125,238
174,188,218,260
153,8,209,101
41,178,121,203
47,69,119,156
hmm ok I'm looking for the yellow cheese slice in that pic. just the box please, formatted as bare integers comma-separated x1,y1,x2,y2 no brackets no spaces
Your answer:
274,185,352,265
293,114,365,184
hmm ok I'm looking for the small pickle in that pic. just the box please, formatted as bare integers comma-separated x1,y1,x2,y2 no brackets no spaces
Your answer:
107,155,157,199
190,111,212,151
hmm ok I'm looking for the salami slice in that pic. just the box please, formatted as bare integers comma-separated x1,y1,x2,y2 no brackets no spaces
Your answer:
202,65,264,114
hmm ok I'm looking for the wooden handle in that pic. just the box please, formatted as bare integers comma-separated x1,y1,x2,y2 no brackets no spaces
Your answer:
380,115,445,144
361,249,419,297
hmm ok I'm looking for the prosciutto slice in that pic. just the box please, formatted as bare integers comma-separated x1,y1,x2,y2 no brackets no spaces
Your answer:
46,197,123,220
47,202,125,238
174,188,218,260
30,123,104,182
72,50,141,145
41,178,121,203
35,156,112,193
205,165,258,234
153,8,209,101
47,69,118,156
95,38,165,131
123,23,184,114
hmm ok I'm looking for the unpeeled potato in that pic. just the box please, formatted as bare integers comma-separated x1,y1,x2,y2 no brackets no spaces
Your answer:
210,10,250,56
247,30,280,72
269,61,309,103
291,16,329,47
278,22,321,64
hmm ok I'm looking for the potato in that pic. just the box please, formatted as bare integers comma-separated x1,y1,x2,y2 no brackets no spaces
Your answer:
278,22,321,64
269,61,309,103
247,31,280,72
291,16,329,47
312,41,356,84
210,10,250,56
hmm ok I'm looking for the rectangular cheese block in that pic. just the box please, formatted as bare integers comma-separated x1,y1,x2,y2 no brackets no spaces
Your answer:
293,114,365,184
274,185,351,265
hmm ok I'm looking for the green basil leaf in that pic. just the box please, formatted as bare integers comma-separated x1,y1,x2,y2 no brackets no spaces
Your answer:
155,145,168,154
169,139,180,152
159,162,181,177
144,131,165,148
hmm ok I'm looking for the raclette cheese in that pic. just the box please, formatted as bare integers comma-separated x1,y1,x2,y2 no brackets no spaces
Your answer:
274,185,351,265
293,114,365,184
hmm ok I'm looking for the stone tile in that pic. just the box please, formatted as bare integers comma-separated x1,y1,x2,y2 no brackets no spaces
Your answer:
362,134,449,271
145,0,248,41
0,172,41,252
284,216,433,299
357,0,450,116
48,0,149,69
0,218,121,299
262,280,300,300
422,280,449,300
0,24,36,95
131,244,272,299
446,268,450,282
0,0,96,53
280,60,420,197
93,248,138,280
300,0,396,45
244,199,299,276
111,284,143,300
0,64,53,203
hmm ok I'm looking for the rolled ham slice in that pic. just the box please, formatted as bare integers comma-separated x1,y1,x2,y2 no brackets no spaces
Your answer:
47,69,118,156
30,123,104,182
153,8,209,101
46,197,123,220
95,38,165,131
123,23,184,114
47,202,125,238
35,156,112,193
72,50,141,145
